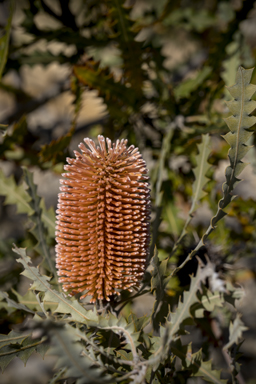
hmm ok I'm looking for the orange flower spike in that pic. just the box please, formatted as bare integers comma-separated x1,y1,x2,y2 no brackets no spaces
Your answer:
55,135,151,302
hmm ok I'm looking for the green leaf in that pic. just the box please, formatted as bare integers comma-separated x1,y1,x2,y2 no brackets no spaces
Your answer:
174,66,212,100
170,67,256,277
48,325,111,383
155,126,174,207
190,134,212,214
0,331,47,373
192,359,227,383
150,248,169,321
223,314,248,351
172,342,227,383
0,291,35,315
0,169,33,215
166,265,212,342
0,0,14,79
188,347,227,383
0,166,55,241
172,134,211,253
107,0,145,93
149,264,213,370
23,168,56,278
11,288,58,312
39,126,75,164
192,289,225,318
221,42,241,94
40,199,55,240
0,330,29,350
202,67,256,242
13,246,98,323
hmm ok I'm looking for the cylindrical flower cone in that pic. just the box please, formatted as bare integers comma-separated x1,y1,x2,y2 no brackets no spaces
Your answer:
55,135,151,302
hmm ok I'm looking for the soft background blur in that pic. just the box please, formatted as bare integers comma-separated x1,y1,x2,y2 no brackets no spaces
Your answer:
1,0,256,382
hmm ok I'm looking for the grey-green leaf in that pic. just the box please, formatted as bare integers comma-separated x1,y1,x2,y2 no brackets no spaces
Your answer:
13,246,98,323
223,314,248,351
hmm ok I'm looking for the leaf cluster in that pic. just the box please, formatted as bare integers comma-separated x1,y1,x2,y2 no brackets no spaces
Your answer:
1,0,256,383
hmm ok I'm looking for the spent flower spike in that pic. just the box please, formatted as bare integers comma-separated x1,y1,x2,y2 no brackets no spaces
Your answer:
55,135,151,302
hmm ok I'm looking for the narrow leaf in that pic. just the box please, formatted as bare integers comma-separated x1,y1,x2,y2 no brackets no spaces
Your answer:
155,127,174,207
172,134,211,253
23,168,56,278
40,199,55,239
13,246,98,323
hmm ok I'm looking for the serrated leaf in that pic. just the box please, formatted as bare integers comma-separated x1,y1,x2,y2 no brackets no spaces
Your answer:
48,326,111,383
74,62,136,104
172,343,227,383
0,169,33,215
150,247,169,318
23,168,56,278
116,350,133,361
107,0,145,93
192,290,225,318
202,67,256,243
166,265,212,342
221,42,241,96
11,288,58,312
39,126,75,164
0,291,35,315
149,264,213,370
13,246,99,323
192,359,227,383
170,67,256,277
0,332,47,373
73,60,138,119
0,330,29,350
0,165,54,240
128,313,150,332
223,314,248,351
0,0,14,79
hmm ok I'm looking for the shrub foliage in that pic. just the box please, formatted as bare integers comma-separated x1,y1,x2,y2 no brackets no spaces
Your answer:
0,0,256,383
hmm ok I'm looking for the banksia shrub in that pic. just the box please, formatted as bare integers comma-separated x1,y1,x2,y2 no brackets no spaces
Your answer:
55,135,151,302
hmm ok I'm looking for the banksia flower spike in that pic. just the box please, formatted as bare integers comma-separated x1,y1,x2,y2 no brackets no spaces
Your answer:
55,135,151,302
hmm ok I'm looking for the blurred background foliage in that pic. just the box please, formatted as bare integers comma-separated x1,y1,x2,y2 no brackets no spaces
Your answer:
1,0,256,383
